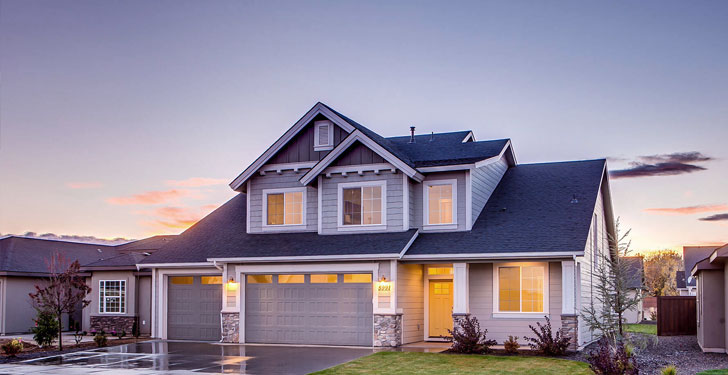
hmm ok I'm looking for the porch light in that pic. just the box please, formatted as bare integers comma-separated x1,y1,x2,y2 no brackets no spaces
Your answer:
226,277,239,291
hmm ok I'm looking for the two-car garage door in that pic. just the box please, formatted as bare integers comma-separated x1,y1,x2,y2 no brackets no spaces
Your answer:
245,273,373,346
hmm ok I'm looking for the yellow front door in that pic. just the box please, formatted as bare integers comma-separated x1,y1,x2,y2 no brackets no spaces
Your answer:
428,280,454,337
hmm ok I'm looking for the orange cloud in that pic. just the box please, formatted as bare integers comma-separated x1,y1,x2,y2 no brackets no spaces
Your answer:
107,189,201,205
165,177,228,187
644,204,728,215
139,204,219,233
66,181,103,189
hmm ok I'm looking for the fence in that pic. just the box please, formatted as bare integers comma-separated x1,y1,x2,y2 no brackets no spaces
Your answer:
657,296,697,336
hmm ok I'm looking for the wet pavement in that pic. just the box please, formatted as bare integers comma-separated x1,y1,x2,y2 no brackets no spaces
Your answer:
0,340,375,374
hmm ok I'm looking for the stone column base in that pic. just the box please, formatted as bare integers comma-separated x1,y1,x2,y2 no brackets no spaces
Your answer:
221,312,240,343
90,315,136,334
373,314,402,347
560,314,578,351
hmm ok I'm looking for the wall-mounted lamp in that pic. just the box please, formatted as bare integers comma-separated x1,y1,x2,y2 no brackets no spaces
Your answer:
226,276,239,291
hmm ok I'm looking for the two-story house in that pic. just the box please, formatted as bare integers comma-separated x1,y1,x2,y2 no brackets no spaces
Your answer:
140,102,615,350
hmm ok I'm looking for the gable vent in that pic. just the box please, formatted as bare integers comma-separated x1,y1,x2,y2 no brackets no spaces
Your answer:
314,120,334,151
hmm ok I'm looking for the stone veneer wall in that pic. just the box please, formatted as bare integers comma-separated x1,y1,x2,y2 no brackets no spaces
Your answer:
560,314,578,351
90,316,136,334
373,314,402,347
221,312,240,343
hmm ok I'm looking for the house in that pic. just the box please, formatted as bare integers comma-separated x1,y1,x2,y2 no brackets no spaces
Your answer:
139,102,616,350
676,271,695,296
622,256,644,323
690,243,728,353
680,246,717,296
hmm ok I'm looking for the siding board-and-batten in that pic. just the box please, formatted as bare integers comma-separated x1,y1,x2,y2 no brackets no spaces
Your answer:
268,119,348,164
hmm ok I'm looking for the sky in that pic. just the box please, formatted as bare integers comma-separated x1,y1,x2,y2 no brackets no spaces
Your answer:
1,0,727,252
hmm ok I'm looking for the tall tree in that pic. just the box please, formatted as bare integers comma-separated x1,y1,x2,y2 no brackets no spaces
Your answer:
582,219,643,341
29,253,92,350
643,250,682,296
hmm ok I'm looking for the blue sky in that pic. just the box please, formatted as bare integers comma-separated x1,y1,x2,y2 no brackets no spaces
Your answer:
1,0,726,251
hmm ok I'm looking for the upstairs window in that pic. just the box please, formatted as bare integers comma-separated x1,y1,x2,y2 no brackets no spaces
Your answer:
424,180,457,226
263,188,305,226
99,280,126,314
314,120,334,151
338,181,386,228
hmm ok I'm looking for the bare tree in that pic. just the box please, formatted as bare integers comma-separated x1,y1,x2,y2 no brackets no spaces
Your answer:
29,253,92,350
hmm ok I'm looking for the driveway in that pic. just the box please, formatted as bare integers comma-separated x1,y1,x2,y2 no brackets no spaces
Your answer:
0,341,375,374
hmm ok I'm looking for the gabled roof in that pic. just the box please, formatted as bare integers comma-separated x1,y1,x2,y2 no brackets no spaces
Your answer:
683,245,719,276
388,136,510,168
404,159,607,258
82,252,150,270
0,236,118,275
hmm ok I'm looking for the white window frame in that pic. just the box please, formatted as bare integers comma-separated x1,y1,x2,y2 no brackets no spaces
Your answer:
492,262,549,318
313,120,334,151
98,280,126,314
337,180,387,232
262,187,307,230
423,179,458,230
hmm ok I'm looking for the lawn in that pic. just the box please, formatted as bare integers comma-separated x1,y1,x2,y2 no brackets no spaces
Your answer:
698,371,728,374
310,351,592,375
624,323,657,335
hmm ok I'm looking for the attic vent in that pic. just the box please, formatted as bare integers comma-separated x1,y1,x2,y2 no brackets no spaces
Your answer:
314,120,334,151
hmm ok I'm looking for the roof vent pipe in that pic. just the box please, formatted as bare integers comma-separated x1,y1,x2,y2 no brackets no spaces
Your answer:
409,126,416,143
430,131,434,142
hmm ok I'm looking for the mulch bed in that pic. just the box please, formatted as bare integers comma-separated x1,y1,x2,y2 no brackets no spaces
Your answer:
0,337,150,364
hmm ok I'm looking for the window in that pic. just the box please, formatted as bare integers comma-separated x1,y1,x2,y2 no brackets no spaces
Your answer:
495,264,546,313
278,274,304,283
201,276,222,285
424,180,457,226
311,274,338,283
428,267,453,275
99,280,126,314
263,188,305,226
433,282,451,295
247,275,272,283
344,274,372,283
314,120,334,151
338,181,386,228
170,276,193,284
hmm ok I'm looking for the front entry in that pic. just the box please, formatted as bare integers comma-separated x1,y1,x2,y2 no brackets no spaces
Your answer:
428,280,453,337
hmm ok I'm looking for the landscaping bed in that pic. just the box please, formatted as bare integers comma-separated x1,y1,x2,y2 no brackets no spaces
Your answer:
0,337,150,364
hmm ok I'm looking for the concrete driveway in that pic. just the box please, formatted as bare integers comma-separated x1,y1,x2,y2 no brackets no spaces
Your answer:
0,340,374,374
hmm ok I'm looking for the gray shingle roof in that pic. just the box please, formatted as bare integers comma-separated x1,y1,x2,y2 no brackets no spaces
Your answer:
683,246,719,277
676,270,687,289
0,237,118,274
405,159,607,256
82,252,149,268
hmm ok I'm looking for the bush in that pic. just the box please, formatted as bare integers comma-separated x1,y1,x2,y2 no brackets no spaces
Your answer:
504,336,520,354
650,311,658,321
31,310,59,348
447,315,497,354
73,330,86,345
94,333,108,347
587,337,639,375
661,365,677,375
525,316,571,356
1,338,23,356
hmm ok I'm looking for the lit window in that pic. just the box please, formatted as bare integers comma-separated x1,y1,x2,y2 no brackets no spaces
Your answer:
265,190,304,226
433,282,451,295
170,276,193,284
342,184,383,226
343,274,372,283
428,267,453,275
201,276,222,285
425,181,456,225
497,265,545,313
278,274,304,283
247,275,272,284
99,280,126,314
311,274,338,283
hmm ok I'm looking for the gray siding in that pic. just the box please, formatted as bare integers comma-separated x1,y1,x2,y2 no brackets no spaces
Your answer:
268,118,348,164
88,271,138,318
138,275,152,334
408,177,415,230
3,277,41,333
412,171,468,231
397,263,424,344
248,170,318,233
334,142,386,166
471,157,508,222
320,171,404,234
469,262,562,344
697,269,725,350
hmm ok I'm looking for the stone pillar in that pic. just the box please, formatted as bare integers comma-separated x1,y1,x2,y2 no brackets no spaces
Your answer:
221,312,240,343
90,316,136,334
560,314,579,351
373,314,402,347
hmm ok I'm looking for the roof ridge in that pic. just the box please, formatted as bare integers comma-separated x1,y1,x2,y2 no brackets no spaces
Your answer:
0,235,117,246
516,158,606,167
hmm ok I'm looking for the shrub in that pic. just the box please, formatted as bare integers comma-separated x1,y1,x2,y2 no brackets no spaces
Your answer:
587,337,639,375
31,310,59,348
116,330,126,339
661,365,677,375
447,315,497,354
94,333,108,347
73,330,86,345
650,311,658,321
504,336,520,354
525,316,571,356
1,338,23,356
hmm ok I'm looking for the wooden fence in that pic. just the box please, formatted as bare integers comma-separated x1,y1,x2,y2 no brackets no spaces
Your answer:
657,296,697,336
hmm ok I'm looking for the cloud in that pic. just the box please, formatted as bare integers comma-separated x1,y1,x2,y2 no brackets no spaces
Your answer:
165,177,228,187
106,189,200,205
644,204,728,215
139,204,219,232
66,181,103,189
699,213,728,222
609,152,712,179
9,232,132,245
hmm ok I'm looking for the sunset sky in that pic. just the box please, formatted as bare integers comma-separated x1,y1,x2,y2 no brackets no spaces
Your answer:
1,1,726,252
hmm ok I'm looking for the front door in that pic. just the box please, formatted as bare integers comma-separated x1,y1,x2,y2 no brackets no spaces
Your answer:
428,280,453,337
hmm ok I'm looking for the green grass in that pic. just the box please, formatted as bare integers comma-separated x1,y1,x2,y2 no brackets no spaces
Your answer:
697,370,728,375
310,351,593,375
624,323,657,335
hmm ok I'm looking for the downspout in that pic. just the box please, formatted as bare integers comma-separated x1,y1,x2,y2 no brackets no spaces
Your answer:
214,260,225,343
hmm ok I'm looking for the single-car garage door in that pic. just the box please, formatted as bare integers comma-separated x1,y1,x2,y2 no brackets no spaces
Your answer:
167,275,222,341
245,273,373,346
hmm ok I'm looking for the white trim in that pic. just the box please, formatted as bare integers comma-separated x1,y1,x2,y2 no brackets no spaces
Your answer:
452,263,468,314
423,264,454,339
151,268,157,337
261,187,307,230
561,260,576,315
398,229,419,258
260,162,317,174
492,313,550,319
313,120,335,151
98,280,127,314
230,103,355,191
300,130,424,185
246,181,251,234
465,170,472,230
390,260,398,314
417,164,474,172
208,254,401,263
402,174,410,231
337,180,387,231
462,131,475,142
323,163,394,177
474,139,514,168
140,262,215,269
402,251,582,260
492,261,549,316
423,179,458,227
317,175,323,234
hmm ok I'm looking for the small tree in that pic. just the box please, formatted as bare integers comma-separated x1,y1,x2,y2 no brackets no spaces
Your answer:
29,253,92,351
644,250,682,297
581,219,642,342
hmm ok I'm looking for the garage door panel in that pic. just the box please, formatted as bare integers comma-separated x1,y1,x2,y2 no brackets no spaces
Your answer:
167,275,221,341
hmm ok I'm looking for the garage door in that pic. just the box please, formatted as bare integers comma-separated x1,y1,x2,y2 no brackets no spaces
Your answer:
245,273,373,346
167,275,222,341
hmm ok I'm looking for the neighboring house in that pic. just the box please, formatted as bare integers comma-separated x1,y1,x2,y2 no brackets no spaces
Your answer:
681,246,716,296
676,270,696,296
690,243,728,353
622,256,644,323
139,102,616,350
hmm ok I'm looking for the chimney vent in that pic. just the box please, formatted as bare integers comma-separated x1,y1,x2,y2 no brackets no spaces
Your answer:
409,126,416,143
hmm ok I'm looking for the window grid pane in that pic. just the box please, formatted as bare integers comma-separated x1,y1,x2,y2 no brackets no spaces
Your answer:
521,267,544,312
284,191,303,225
343,188,362,225
498,267,520,312
267,193,284,225
361,186,382,225
428,184,453,224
